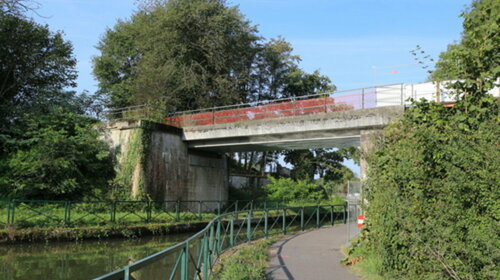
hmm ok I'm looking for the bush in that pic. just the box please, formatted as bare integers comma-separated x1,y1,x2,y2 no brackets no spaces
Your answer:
356,95,499,279
264,176,325,203
228,185,266,201
2,112,115,200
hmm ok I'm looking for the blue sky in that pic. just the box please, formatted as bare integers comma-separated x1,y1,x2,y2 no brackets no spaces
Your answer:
31,0,471,93
30,0,471,176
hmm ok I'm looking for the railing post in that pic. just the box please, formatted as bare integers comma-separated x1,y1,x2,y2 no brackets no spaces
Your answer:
330,206,334,226
110,201,116,223
216,218,221,254
282,208,287,235
10,200,16,225
175,200,180,222
203,234,209,279
7,200,14,225
146,200,152,223
343,202,347,224
250,200,254,210
316,205,320,228
124,266,130,280
300,207,304,231
324,94,327,113
5,201,10,225
361,88,365,109
181,242,189,280
212,108,215,125
264,209,269,238
401,83,404,105
229,214,234,247
264,201,267,210
64,201,71,225
209,225,215,266
235,201,238,220
247,210,252,242
198,201,202,221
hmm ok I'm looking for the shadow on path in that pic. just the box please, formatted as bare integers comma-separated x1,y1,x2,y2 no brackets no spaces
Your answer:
267,225,358,280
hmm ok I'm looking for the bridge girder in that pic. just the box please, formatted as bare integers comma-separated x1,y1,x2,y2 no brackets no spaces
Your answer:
183,106,404,152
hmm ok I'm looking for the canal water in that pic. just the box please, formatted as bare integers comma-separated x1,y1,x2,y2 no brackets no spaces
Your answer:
0,233,191,280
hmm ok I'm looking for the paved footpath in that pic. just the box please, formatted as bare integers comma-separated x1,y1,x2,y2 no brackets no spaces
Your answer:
267,225,359,280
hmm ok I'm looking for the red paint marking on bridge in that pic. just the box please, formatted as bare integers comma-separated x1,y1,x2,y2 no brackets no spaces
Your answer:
165,96,356,127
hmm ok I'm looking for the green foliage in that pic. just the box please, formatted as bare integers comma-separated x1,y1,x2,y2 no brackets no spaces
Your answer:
356,97,499,280
283,148,356,183
0,13,77,152
432,0,499,98
228,185,266,202
264,177,325,203
94,0,256,110
1,108,114,200
93,0,333,111
212,238,274,280
0,11,114,201
352,2,500,279
364,97,499,279
110,128,145,200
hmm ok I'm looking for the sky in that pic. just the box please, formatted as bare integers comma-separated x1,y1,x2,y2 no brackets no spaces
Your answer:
30,0,472,176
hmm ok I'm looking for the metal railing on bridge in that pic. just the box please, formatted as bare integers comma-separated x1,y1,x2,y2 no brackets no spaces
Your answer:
104,82,462,128
93,203,347,280
104,83,407,126
166,83,405,127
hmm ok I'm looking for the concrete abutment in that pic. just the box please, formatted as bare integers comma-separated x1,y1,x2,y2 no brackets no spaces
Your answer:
100,120,228,203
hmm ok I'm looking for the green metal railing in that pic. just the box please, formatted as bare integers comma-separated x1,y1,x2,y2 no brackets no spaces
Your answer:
0,199,292,228
93,204,346,280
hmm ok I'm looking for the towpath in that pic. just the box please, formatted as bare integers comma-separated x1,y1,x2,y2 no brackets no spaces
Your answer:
267,225,359,280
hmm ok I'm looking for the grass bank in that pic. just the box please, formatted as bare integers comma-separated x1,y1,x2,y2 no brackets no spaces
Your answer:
212,237,277,280
0,221,209,244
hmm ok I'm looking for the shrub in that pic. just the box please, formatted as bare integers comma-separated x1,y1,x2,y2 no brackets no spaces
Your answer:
264,176,325,203
356,95,499,279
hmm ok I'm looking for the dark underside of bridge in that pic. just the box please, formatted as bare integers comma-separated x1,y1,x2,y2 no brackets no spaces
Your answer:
186,130,362,152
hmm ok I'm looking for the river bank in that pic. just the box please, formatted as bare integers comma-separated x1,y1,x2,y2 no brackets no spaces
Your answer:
0,221,208,244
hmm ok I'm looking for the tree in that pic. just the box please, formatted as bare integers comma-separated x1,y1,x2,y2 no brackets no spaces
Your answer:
0,0,40,17
245,38,334,102
93,0,334,111
0,11,114,200
2,103,115,200
94,0,261,111
283,148,355,183
0,13,77,153
432,0,499,98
